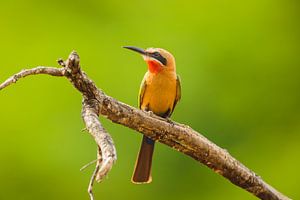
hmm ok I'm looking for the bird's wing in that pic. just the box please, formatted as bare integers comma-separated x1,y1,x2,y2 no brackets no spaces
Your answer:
172,74,182,111
139,73,148,109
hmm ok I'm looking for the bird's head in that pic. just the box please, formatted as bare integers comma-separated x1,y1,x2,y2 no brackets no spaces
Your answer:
124,46,176,74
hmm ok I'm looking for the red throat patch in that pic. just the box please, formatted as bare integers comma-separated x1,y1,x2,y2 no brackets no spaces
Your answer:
146,60,162,74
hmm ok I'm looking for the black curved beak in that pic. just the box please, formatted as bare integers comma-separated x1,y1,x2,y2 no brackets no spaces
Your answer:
123,46,147,55
123,46,167,65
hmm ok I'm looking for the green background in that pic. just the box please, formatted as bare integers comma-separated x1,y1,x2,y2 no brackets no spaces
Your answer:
0,0,299,199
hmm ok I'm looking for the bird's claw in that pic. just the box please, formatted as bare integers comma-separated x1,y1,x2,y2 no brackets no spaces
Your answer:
147,111,175,126
147,110,154,116
166,117,175,126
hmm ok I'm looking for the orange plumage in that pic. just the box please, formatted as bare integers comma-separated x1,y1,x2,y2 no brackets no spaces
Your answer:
124,46,181,183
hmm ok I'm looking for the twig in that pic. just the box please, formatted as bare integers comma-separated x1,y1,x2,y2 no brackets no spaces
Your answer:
87,147,103,200
80,159,98,172
0,51,291,200
88,161,100,200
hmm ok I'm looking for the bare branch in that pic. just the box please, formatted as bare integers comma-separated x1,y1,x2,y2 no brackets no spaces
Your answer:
0,51,291,200
100,98,288,199
0,52,117,200
82,99,117,182
0,67,64,90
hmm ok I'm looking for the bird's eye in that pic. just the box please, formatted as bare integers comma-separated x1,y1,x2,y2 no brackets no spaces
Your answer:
150,51,167,65
152,52,160,57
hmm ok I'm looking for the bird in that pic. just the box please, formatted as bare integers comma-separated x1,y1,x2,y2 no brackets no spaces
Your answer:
123,46,181,184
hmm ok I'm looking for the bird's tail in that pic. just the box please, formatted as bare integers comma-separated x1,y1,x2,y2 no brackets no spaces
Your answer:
131,135,155,184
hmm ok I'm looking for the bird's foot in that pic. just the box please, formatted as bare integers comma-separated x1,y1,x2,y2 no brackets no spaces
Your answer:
147,110,158,118
147,110,154,115
166,117,175,126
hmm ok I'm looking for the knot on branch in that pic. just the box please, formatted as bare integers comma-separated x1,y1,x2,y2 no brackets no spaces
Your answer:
83,99,100,114
66,51,81,74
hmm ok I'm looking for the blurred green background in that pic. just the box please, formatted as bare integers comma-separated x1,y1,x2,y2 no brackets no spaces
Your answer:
0,0,299,199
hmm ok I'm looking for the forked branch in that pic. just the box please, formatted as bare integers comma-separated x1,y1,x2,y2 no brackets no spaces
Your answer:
0,51,290,200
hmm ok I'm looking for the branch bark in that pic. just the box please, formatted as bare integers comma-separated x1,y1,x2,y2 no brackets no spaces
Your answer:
0,51,290,200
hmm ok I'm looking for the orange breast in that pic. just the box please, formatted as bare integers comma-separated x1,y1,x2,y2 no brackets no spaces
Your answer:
141,71,177,117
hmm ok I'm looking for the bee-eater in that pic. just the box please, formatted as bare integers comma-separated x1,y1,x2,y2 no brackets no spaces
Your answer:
124,46,181,184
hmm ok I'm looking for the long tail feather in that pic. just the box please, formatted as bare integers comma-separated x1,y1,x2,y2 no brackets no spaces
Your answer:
131,135,155,184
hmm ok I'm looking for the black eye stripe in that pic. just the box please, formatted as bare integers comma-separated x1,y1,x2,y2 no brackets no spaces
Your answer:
153,52,160,56
150,52,167,65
